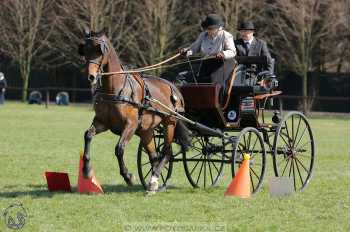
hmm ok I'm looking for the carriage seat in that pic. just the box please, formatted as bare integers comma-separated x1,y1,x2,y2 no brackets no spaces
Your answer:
225,56,278,94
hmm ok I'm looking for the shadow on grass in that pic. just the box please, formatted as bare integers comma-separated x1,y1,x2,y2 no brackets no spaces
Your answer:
0,183,151,198
0,184,56,198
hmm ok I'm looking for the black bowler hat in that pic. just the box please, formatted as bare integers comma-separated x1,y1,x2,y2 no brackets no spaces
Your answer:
238,21,255,30
201,14,224,29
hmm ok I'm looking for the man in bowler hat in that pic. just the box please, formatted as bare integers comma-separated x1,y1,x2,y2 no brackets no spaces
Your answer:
235,21,273,73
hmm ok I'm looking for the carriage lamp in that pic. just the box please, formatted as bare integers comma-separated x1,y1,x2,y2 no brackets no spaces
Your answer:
272,111,282,124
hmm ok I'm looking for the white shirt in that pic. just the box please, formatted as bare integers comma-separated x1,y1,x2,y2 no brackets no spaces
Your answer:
188,29,236,59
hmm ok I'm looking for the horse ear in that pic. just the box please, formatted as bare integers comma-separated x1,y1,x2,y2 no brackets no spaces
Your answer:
100,42,109,55
95,27,108,37
78,43,85,56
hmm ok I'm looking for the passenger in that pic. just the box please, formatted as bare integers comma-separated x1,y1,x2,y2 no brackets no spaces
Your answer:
235,21,273,74
180,14,236,85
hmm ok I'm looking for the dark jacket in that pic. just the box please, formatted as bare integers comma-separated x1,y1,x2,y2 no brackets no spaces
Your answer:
235,38,273,73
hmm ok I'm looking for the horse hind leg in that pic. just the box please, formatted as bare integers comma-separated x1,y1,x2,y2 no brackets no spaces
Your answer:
140,130,159,169
115,123,137,186
83,118,107,178
148,122,175,193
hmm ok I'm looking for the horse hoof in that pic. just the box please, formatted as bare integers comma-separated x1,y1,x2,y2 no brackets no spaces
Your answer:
145,190,157,196
148,180,159,192
126,174,136,186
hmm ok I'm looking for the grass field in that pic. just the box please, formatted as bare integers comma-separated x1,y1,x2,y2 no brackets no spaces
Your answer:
0,102,350,232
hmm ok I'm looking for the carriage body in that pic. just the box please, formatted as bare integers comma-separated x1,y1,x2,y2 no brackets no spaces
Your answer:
138,56,315,194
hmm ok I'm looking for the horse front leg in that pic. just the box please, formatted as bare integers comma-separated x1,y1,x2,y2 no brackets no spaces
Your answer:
115,123,137,186
83,118,107,178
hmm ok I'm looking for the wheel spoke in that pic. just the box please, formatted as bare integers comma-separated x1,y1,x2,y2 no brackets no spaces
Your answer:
250,171,255,192
288,157,293,177
160,173,165,184
294,126,307,149
249,137,259,157
281,158,290,176
291,115,294,142
208,160,214,185
188,145,202,153
195,160,205,185
295,157,310,174
190,156,202,176
277,154,291,167
243,134,247,149
279,131,292,149
291,159,296,190
292,116,302,147
203,158,207,188
284,121,292,147
295,158,304,186
250,137,261,158
210,159,220,174
187,152,203,160
247,132,252,151
144,168,152,179
297,154,311,159
296,140,312,151
142,160,151,166
250,167,260,180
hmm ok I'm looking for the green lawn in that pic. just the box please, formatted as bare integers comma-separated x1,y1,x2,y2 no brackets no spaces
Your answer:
0,102,349,232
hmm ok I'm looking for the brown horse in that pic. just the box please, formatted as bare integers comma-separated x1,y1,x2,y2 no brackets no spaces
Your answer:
78,29,189,193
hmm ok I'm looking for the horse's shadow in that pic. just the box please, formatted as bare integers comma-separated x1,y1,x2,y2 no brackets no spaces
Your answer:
0,183,146,199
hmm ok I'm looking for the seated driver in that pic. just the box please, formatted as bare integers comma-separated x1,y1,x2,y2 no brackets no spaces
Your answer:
180,14,236,86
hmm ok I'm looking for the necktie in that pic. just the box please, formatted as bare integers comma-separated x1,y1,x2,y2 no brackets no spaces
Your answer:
244,42,250,54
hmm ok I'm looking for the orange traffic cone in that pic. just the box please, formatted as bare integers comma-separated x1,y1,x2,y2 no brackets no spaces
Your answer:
224,153,251,198
77,153,103,194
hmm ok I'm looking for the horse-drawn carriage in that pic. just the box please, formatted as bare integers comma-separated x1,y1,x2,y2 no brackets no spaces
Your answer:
137,56,315,194
80,31,314,195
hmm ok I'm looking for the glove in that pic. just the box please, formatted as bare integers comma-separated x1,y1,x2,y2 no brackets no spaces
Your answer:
179,48,192,57
215,52,225,60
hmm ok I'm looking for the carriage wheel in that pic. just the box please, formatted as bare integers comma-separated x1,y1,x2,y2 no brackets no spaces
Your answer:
137,128,174,190
231,127,266,194
183,136,225,188
272,111,315,191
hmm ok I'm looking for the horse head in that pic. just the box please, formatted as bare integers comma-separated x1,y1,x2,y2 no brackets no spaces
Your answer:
78,28,110,85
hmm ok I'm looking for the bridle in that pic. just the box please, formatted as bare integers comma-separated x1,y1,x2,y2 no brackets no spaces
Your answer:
84,36,109,86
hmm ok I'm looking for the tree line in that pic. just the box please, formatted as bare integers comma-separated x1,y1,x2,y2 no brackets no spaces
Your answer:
0,0,349,109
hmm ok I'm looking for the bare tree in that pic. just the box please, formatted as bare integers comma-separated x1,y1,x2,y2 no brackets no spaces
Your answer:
267,0,344,113
0,0,56,101
209,0,266,36
322,0,350,73
134,0,195,75
53,0,139,68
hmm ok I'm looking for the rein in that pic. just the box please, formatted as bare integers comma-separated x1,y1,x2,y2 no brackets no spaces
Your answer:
99,54,217,75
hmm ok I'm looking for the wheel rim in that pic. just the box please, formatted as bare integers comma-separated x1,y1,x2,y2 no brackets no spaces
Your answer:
232,127,266,194
183,136,225,188
273,112,315,191
137,131,173,190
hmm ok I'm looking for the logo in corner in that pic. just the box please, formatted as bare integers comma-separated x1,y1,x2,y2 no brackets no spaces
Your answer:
3,203,28,230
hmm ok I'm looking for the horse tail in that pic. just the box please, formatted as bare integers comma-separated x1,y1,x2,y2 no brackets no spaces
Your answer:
174,120,191,151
